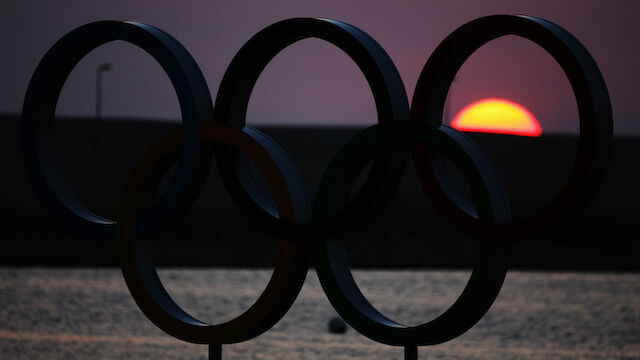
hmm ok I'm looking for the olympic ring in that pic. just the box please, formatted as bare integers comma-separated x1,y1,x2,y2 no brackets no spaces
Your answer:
213,17,410,240
410,15,613,240
312,121,510,346
118,122,310,345
21,21,215,240
22,14,611,359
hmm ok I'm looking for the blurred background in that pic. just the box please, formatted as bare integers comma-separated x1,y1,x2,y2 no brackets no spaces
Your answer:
0,1,638,359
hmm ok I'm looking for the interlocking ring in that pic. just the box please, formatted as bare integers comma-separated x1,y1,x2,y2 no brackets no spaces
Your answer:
21,20,214,240
212,17,410,240
312,121,510,346
410,15,613,241
22,14,612,359
118,122,310,345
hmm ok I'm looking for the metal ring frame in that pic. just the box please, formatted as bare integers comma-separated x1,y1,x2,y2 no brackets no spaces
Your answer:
410,15,612,241
22,20,215,240
22,15,612,359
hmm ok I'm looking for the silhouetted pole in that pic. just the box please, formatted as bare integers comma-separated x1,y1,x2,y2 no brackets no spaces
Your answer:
95,62,112,119
209,344,221,360
94,63,112,209
405,346,418,360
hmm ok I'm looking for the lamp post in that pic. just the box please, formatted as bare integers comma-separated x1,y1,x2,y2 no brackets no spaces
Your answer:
94,62,112,212
96,62,112,119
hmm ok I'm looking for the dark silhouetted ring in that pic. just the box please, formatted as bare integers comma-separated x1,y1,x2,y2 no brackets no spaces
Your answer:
213,18,410,240
118,122,310,344
410,15,613,241
21,21,214,240
312,121,510,346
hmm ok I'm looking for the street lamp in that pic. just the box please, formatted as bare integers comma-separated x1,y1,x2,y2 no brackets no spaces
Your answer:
94,62,112,212
96,62,112,119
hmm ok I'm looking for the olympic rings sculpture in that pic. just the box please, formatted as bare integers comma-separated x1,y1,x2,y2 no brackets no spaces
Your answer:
22,15,612,359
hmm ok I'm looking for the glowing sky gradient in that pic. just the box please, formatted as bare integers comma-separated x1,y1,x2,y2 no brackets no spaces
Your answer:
0,1,638,134
452,98,542,137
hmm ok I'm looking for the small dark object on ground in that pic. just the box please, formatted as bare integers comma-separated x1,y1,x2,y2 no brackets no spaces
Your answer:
328,316,347,334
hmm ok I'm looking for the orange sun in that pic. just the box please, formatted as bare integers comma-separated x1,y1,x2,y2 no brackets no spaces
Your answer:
451,98,542,137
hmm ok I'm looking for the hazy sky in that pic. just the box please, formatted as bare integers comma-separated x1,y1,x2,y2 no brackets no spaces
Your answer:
1,0,638,134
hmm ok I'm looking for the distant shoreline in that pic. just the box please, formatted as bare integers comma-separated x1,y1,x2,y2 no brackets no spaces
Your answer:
2,114,639,271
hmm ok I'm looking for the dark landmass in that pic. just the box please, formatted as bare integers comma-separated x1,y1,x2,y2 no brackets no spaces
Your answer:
1,114,638,271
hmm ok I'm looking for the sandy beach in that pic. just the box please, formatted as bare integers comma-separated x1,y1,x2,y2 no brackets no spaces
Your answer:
0,268,638,359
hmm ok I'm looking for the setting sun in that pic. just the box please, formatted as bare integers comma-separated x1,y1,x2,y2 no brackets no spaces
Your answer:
451,98,542,137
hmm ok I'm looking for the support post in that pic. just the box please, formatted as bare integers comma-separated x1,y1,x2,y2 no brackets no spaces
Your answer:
404,345,418,360
209,344,222,360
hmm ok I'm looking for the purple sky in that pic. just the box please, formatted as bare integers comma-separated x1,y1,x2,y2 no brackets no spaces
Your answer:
1,0,638,134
